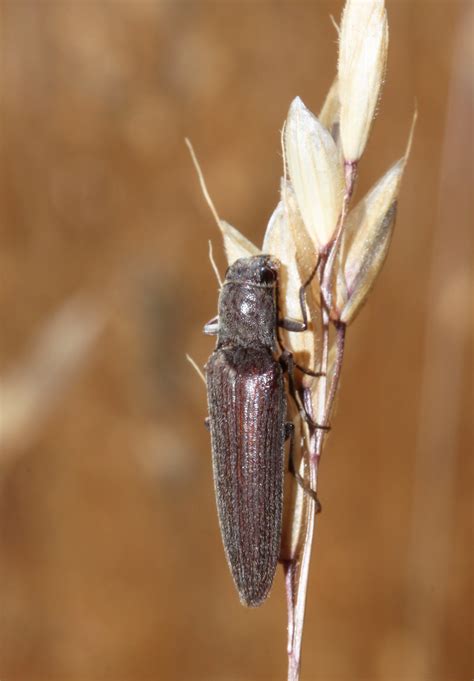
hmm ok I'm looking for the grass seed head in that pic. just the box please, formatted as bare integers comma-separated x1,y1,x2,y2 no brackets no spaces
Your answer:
284,96,344,250
338,0,389,162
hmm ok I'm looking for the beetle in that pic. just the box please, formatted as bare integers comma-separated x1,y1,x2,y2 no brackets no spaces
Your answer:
204,254,321,607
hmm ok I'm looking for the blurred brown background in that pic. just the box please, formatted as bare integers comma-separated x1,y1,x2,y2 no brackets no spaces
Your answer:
0,1,472,680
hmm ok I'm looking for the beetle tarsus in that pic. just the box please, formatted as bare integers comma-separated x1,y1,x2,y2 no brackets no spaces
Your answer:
301,411,331,432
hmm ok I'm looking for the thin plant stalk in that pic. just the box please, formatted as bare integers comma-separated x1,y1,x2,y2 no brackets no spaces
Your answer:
286,321,347,681
285,169,356,681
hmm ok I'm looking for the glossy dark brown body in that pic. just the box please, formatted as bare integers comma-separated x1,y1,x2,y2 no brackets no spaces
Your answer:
205,255,286,607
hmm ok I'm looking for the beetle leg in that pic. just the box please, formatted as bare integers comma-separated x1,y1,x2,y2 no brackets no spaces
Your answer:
203,316,219,335
295,363,325,378
276,259,325,378
281,350,308,419
284,421,294,440
285,420,322,513
303,414,331,432
280,350,323,415
279,317,306,332
278,257,319,333
281,350,331,432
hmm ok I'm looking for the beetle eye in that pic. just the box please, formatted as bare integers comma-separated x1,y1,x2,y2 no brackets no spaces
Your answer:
259,266,276,284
